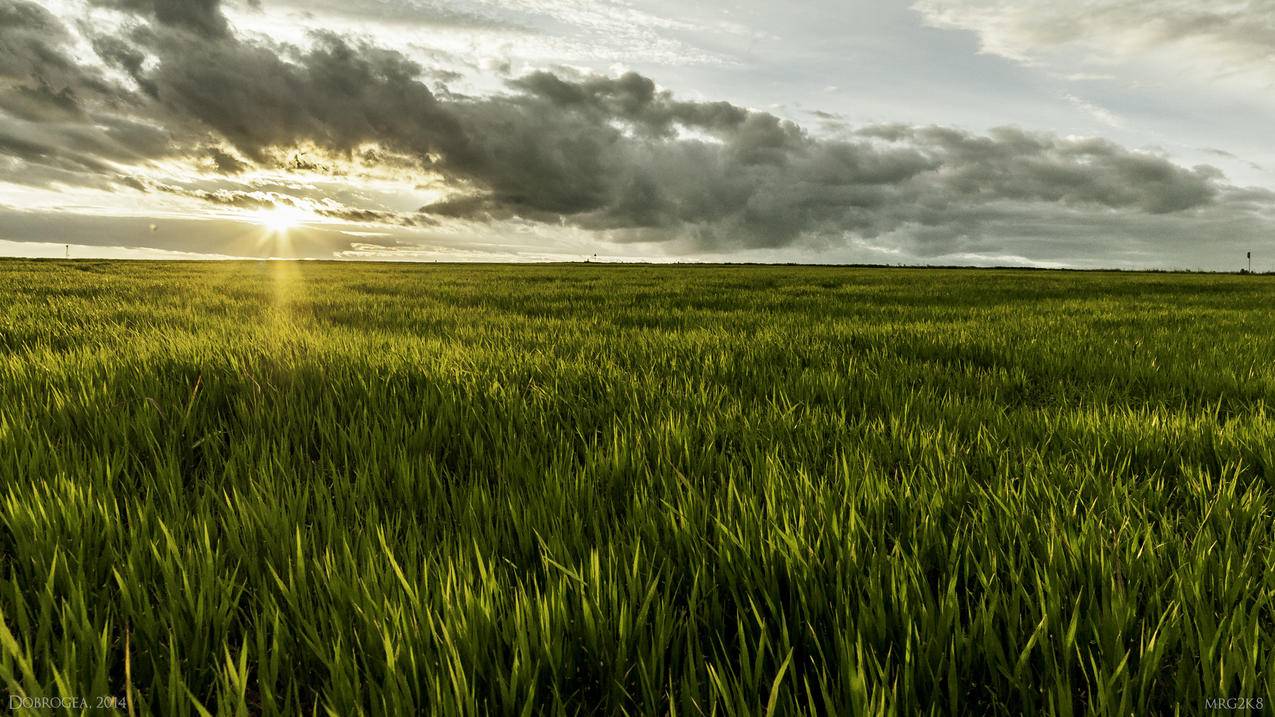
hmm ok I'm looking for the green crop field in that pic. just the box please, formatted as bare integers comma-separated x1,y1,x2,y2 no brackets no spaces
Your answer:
0,259,1272,715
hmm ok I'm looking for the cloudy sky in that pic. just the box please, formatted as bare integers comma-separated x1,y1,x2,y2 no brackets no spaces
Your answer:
1,0,1273,268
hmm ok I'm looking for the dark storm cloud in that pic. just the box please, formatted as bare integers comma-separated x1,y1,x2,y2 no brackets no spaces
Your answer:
427,83,1229,247
90,0,230,37
0,128,119,177
0,1,74,76
138,28,475,166
866,126,1220,214
0,0,176,195
91,34,159,97
1,0,1272,254
206,146,248,174
0,111,174,188
0,1,137,121
506,71,750,138
316,208,427,226
173,187,275,208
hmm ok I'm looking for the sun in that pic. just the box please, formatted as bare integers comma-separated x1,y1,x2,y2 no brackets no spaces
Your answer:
255,205,307,233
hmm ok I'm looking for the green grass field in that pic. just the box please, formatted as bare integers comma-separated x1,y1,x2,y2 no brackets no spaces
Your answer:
0,259,1272,715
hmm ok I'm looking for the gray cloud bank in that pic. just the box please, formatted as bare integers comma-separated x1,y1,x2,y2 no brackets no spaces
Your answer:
1,0,1273,264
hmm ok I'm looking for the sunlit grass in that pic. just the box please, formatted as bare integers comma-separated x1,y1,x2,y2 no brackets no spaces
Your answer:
0,260,1272,714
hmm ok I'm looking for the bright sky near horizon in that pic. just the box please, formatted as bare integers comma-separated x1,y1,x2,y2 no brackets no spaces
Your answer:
2,0,1273,268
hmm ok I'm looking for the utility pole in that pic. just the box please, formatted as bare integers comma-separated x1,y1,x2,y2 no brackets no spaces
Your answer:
1248,251,1253,274
65,244,69,259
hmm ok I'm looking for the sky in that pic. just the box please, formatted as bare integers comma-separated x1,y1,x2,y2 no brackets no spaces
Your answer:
1,0,1273,268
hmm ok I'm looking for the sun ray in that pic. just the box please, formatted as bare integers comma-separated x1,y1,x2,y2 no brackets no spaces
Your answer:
249,205,313,258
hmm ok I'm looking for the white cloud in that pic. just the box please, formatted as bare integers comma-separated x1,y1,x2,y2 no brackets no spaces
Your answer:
913,0,1275,87
1063,93,1124,129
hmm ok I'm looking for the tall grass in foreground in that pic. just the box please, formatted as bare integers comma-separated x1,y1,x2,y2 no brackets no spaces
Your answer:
0,260,1272,715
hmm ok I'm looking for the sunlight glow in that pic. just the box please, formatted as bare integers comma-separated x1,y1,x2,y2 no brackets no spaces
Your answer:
255,205,308,234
